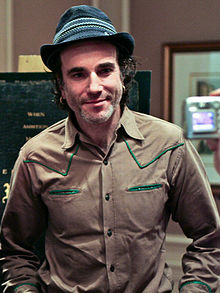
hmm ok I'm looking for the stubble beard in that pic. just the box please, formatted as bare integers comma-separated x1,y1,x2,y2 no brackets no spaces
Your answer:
80,103,115,125
79,92,122,125
65,87,122,125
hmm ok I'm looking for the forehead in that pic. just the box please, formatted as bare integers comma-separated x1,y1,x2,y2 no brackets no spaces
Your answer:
60,40,118,66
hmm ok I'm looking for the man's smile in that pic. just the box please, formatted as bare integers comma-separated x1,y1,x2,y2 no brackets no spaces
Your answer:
83,97,111,106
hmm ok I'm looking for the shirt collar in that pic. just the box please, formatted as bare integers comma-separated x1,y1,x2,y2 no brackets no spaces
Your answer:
120,107,144,140
62,116,78,149
62,106,144,149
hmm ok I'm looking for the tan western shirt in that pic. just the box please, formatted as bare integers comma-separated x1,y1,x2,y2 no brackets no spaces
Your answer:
1,107,220,293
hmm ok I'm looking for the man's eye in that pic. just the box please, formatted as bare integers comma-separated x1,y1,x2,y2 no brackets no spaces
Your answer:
71,72,85,79
99,68,113,75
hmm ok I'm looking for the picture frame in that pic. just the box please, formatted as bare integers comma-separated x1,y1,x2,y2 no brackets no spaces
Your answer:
163,42,220,196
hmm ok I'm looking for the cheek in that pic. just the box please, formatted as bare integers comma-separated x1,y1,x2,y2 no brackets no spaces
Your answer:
61,85,78,110
116,86,123,101
107,77,123,95
62,82,78,100
115,80,123,98
66,93,79,111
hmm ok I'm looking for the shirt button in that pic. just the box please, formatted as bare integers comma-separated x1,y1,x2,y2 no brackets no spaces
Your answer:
107,229,112,237
110,265,115,272
105,193,110,201
103,159,108,165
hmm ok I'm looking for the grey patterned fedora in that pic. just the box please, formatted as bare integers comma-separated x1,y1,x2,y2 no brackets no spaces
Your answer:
40,5,135,70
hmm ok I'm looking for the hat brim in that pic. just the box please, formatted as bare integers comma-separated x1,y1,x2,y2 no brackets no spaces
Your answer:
40,32,134,71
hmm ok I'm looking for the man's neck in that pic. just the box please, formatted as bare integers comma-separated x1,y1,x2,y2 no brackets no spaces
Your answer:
75,107,121,152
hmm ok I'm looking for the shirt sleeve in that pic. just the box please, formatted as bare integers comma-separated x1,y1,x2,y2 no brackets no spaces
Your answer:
0,150,46,292
167,138,220,292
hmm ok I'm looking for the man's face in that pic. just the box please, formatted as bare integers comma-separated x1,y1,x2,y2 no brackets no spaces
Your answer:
60,40,123,125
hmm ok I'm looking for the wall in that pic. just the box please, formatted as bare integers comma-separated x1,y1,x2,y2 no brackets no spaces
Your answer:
131,0,220,118
13,0,90,71
11,0,129,73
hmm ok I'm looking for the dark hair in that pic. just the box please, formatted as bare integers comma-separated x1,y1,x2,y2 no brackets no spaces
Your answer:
51,44,137,112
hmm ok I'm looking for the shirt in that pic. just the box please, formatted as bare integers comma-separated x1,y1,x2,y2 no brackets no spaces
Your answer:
1,107,220,293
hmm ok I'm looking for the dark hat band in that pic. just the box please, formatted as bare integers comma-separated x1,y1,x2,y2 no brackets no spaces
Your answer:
54,17,116,44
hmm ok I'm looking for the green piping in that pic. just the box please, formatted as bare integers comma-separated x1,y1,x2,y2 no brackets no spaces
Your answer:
122,137,184,169
128,184,162,192
49,189,80,195
179,281,212,292
23,143,80,176
14,283,38,292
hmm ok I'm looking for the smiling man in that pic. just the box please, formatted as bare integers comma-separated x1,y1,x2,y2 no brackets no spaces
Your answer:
1,5,220,293
60,41,123,150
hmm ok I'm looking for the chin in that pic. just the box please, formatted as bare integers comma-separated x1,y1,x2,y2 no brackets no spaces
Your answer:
83,115,111,125
81,108,114,124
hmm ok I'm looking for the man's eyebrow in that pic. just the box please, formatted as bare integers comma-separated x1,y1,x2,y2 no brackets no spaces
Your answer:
66,62,116,75
67,67,84,75
98,62,116,69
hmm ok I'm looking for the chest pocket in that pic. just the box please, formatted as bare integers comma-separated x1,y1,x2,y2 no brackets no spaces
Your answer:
128,184,162,192
49,189,80,196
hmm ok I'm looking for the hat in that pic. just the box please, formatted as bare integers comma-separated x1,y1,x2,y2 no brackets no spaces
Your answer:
40,5,135,71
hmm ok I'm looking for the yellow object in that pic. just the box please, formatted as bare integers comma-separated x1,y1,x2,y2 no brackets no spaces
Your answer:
18,55,50,72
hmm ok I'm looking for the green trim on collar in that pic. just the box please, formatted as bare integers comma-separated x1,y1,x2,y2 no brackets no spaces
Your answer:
179,281,212,292
14,283,38,291
49,189,80,195
23,143,80,176
128,184,162,192
122,136,184,169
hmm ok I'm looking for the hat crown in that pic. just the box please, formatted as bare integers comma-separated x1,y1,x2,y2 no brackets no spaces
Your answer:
40,5,135,70
53,5,117,45
56,5,113,34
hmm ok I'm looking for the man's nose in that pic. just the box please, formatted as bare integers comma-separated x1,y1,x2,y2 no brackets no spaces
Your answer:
88,72,103,93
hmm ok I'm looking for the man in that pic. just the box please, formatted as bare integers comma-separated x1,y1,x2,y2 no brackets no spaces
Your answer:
1,5,220,293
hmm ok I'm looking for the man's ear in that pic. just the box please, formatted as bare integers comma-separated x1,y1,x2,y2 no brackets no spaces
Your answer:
58,78,66,99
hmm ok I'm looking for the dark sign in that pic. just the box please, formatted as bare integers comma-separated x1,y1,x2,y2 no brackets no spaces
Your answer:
0,73,67,219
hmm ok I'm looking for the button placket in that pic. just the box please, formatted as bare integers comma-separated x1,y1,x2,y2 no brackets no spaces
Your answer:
101,160,117,289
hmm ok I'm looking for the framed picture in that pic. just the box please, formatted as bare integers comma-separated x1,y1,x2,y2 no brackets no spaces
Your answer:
163,42,220,195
